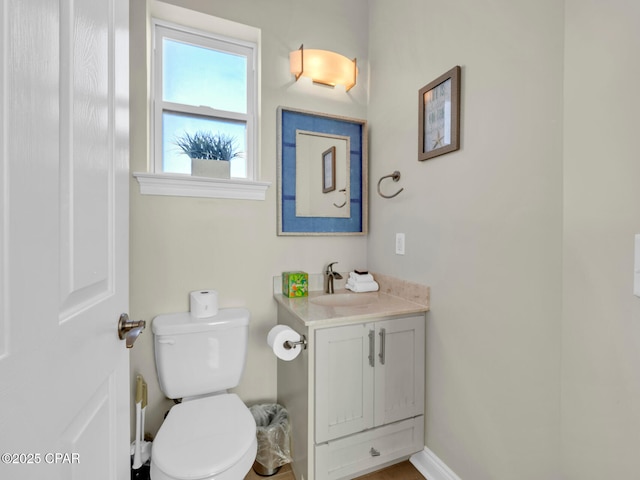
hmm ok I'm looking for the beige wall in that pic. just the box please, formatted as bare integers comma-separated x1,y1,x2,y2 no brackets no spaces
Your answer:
129,0,369,436
562,0,640,477
366,0,640,478
366,0,564,478
130,0,640,478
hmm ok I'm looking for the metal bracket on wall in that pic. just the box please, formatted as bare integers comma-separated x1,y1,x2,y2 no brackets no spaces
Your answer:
284,334,308,350
377,171,403,199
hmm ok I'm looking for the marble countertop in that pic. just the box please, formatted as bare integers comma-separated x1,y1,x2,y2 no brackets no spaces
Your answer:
274,289,429,328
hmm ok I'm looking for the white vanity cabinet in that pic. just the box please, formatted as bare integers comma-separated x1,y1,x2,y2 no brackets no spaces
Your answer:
275,292,427,480
314,316,425,480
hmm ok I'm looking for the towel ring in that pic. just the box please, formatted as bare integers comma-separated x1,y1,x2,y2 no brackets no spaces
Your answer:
333,188,347,208
377,171,404,199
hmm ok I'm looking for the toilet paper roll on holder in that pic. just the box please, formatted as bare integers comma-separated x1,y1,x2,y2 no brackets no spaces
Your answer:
284,334,307,350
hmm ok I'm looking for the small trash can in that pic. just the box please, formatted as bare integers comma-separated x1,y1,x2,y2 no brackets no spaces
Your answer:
249,403,292,476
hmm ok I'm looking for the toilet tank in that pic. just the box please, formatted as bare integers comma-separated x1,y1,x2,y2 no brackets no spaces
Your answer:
152,308,250,399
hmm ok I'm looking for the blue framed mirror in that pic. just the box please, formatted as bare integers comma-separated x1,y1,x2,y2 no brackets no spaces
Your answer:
277,107,368,235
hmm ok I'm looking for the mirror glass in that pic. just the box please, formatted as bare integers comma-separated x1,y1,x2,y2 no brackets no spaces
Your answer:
277,107,367,235
295,131,350,218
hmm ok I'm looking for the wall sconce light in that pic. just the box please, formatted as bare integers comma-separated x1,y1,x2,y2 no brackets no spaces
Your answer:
289,45,358,92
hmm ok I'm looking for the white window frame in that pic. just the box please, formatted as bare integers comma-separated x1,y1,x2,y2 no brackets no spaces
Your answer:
134,13,269,200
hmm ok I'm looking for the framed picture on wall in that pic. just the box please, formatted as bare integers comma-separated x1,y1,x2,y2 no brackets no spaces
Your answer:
418,66,461,161
322,146,336,193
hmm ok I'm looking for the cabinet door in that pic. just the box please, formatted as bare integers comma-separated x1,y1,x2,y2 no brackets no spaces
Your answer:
316,323,375,443
374,315,425,426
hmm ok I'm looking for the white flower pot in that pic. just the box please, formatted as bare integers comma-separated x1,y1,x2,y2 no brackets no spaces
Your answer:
191,158,231,179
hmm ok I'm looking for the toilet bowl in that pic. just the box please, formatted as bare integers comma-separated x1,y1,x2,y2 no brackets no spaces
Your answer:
150,394,257,480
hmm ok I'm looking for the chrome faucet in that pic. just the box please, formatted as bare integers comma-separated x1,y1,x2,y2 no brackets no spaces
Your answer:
324,262,343,294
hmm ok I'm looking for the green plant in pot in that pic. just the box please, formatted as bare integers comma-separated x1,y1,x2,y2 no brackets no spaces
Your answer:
174,131,241,179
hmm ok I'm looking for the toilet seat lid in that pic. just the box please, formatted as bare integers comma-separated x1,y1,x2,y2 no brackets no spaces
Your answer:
153,394,256,480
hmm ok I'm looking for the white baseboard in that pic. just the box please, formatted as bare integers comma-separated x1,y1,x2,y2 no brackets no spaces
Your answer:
410,447,462,480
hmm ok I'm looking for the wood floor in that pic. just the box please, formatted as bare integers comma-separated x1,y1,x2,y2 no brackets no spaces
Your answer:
244,460,425,480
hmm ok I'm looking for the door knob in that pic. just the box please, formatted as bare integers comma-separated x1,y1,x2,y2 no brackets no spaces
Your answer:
117,313,146,348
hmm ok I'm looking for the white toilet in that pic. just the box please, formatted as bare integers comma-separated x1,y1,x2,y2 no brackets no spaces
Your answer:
150,308,257,480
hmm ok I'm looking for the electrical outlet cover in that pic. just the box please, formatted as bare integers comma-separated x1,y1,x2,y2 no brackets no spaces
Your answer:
395,233,405,255
634,234,640,297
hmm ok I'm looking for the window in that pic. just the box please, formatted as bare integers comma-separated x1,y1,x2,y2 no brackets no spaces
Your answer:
152,20,257,180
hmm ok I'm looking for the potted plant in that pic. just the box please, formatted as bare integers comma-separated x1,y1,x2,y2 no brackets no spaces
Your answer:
174,131,241,179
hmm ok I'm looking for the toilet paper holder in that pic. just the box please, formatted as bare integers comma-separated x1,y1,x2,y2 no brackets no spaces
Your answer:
283,334,307,350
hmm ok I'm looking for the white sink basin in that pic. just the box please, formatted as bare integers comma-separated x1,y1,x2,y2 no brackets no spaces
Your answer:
310,293,377,307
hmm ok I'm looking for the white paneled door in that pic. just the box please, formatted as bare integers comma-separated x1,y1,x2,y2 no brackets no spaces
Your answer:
0,0,130,479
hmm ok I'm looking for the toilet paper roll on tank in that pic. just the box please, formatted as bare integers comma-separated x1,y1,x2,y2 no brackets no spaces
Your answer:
189,290,218,318
267,325,303,361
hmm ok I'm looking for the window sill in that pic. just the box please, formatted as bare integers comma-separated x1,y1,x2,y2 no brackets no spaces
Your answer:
133,172,271,200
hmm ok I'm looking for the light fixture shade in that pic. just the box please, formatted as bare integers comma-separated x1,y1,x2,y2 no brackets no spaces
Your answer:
290,45,357,91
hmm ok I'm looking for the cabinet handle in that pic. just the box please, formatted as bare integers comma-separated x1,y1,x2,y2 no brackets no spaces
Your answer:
368,330,375,367
369,447,381,457
378,328,386,365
